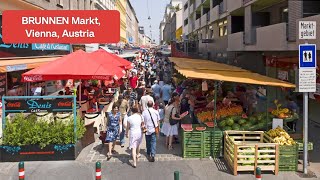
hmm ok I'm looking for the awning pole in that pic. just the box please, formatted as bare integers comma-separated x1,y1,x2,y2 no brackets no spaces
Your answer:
213,81,218,159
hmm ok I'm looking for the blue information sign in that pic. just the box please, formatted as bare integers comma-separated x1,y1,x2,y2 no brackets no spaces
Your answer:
299,44,317,68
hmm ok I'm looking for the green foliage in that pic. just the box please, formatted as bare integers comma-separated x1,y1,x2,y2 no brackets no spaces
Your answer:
2,113,86,149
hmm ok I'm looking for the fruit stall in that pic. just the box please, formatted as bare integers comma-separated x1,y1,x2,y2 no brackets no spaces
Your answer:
169,57,311,174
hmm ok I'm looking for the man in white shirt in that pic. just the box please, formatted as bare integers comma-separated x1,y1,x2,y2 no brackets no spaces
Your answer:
142,101,160,162
139,89,154,112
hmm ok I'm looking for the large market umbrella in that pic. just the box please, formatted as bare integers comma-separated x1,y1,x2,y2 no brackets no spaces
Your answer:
89,49,132,69
22,50,125,82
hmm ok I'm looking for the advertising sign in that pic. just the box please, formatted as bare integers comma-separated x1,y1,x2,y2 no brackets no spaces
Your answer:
32,43,70,51
5,99,73,113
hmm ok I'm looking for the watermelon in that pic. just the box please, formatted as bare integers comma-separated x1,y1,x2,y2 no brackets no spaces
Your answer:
181,124,193,131
248,116,257,125
219,120,227,127
196,127,206,131
242,114,248,119
223,126,232,131
232,123,241,130
238,119,246,125
226,117,234,126
205,122,214,127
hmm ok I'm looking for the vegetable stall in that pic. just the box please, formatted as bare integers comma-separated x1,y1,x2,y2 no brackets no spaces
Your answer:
170,57,308,174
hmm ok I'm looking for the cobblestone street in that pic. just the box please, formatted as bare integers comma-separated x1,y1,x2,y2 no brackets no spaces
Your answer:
84,134,193,163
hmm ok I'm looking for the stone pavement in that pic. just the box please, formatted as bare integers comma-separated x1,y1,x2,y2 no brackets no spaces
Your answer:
83,134,192,163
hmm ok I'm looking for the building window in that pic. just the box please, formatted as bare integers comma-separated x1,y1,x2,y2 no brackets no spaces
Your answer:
184,3,188,11
281,7,288,23
184,19,188,26
219,20,227,37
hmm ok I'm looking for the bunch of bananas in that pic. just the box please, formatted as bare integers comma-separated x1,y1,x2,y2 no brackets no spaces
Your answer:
271,100,290,118
266,127,296,146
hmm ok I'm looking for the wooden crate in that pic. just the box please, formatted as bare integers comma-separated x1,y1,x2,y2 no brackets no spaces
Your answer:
224,131,279,176
264,134,298,172
182,130,203,158
203,129,223,158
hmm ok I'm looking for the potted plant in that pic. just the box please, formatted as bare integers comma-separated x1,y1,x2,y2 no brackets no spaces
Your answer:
0,113,86,162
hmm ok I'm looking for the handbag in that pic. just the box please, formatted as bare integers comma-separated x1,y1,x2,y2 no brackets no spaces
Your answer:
169,107,179,125
147,109,160,135
140,114,147,133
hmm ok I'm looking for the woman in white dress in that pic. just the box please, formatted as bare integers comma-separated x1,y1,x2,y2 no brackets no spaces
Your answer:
161,92,188,150
126,105,144,168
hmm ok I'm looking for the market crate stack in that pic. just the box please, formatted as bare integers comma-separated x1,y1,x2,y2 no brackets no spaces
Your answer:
181,125,223,158
264,127,298,172
182,130,203,158
203,128,223,158
278,145,298,171
224,131,279,176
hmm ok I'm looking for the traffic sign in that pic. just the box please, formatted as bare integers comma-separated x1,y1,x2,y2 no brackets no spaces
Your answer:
299,21,316,39
299,44,317,68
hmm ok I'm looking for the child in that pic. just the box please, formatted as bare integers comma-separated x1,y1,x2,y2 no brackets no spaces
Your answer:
158,103,165,137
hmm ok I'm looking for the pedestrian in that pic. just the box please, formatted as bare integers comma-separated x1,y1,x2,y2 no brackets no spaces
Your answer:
105,104,122,160
161,82,172,105
116,95,129,148
151,80,161,98
161,92,188,150
136,82,145,102
139,89,155,112
129,72,139,90
142,101,160,162
126,105,144,168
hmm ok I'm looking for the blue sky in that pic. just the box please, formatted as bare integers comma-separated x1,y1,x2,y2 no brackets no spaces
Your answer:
131,0,170,44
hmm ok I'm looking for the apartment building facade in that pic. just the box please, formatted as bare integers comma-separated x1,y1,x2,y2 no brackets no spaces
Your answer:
94,0,116,10
116,0,127,46
162,0,183,45
126,0,139,46
181,0,320,121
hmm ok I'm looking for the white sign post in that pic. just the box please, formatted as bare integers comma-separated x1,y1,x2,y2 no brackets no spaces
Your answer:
298,21,317,175
299,21,316,40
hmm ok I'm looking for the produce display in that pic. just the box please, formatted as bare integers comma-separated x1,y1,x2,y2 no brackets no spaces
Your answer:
270,100,291,119
266,127,296,146
218,112,273,131
196,103,243,122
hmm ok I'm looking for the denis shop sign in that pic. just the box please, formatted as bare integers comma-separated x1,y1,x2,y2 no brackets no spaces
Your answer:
5,99,73,113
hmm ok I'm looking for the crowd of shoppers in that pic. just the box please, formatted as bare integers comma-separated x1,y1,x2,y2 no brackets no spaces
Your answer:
103,49,192,168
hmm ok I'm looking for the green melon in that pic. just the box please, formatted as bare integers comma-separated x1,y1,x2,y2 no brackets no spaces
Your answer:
232,123,241,130
223,126,232,131
238,119,247,125
226,117,234,126
219,120,227,127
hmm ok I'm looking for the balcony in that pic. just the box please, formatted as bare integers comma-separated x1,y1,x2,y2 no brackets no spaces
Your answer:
209,5,219,23
219,1,226,14
189,3,194,15
227,0,242,13
195,18,201,30
195,0,202,9
183,7,189,19
255,23,288,51
243,0,254,5
228,32,244,51
201,14,208,28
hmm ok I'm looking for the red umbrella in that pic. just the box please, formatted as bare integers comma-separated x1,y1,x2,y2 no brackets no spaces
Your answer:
22,50,124,82
90,49,132,69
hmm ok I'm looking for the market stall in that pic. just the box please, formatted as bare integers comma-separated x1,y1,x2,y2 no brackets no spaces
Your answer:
170,57,307,174
0,49,130,162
